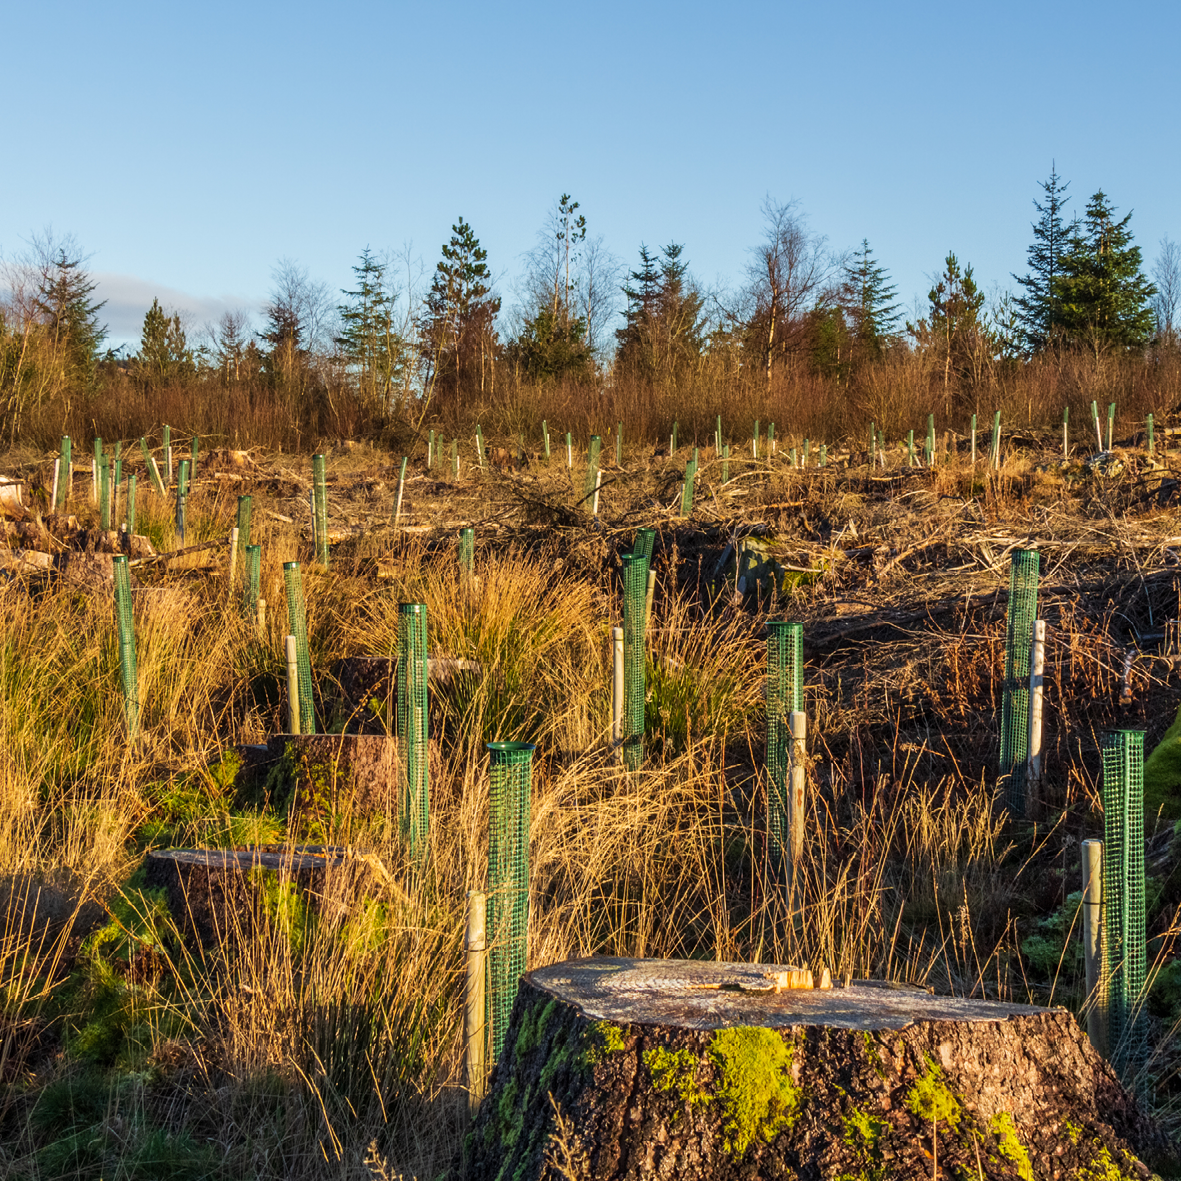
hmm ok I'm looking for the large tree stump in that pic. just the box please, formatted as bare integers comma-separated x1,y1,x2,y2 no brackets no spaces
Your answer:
143,845,383,945
264,734,398,815
464,957,1171,1181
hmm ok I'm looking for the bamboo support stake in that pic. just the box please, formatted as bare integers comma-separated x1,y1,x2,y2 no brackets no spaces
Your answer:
1063,405,1070,459
428,429,434,468
566,432,573,468
228,526,239,589
992,410,1002,469
256,597,267,641
611,626,624,758
1092,400,1102,450
285,635,301,735
1028,619,1046,784
148,457,166,497
788,711,807,873
1082,839,1106,1056
51,459,60,510
592,469,602,517
465,890,488,1113
1106,402,1115,452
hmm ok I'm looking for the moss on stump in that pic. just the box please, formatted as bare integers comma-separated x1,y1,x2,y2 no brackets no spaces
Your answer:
462,957,1172,1181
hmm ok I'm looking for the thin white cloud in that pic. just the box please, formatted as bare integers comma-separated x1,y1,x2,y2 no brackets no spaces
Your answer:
93,272,263,347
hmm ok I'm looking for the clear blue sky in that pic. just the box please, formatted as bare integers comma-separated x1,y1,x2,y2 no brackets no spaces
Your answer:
4,0,1177,346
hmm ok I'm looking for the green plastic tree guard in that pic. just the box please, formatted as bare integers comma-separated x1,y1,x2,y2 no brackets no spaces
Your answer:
237,495,253,547
283,562,316,734
175,459,189,543
722,444,730,483
584,435,602,506
312,453,329,568
621,553,648,770
766,622,803,872
127,473,137,536
459,527,474,578
927,413,935,465
633,528,656,565
486,740,534,1059
428,428,435,467
191,435,199,481
999,548,1039,814
542,421,550,461
907,430,915,467
820,444,827,467
869,422,876,466
57,436,71,508
768,422,775,452
100,458,111,530
163,425,172,483
616,422,623,466
398,603,430,856
451,438,459,478
1107,402,1116,452
243,544,261,619
680,457,696,517
1102,728,1147,1092
1147,413,1155,455
113,555,139,739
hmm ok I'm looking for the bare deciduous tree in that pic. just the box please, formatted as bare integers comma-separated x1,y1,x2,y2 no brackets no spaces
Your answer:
1153,235,1181,345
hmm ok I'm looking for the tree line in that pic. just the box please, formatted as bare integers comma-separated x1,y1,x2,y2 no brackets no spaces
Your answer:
1,168,1177,447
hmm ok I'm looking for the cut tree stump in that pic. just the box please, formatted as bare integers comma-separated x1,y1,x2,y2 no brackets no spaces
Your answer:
264,733,398,815
143,845,384,945
463,957,1170,1181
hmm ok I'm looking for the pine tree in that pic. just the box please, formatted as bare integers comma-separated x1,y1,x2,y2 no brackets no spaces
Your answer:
137,298,193,381
1013,165,1075,353
911,252,988,394
1056,191,1156,351
841,239,900,355
420,217,501,405
336,247,408,409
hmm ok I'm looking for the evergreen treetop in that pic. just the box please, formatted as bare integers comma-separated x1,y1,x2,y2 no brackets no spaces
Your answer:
1013,164,1075,353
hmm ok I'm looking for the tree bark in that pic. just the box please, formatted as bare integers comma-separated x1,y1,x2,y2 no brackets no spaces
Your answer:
462,956,1171,1181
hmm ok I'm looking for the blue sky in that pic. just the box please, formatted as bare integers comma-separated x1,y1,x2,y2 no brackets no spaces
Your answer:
4,0,1178,346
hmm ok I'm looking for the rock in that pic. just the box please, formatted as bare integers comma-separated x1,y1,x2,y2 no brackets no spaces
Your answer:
143,845,382,945
463,956,1170,1181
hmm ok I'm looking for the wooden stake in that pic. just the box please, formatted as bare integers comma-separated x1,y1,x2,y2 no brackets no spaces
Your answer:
1028,620,1046,784
592,469,602,517
51,458,60,511
228,526,239,589
1082,839,1106,1057
644,568,656,632
465,891,488,1113
788,711,807,873
394,456,408,525
256,596,266,641
285,634,301,735
611,626,624,758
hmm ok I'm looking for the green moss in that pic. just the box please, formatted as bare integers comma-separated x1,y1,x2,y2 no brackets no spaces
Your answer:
1144,703,1181,818
515,1003,541,1058
834,1107,888,1181
861,1030,887,1079
643,1045,709,1109
904,1056,960,1131
539,1028,572,1092
580,1020,626,1068
990,1112,1034,1180
249,867,309,953
708,1026,801,1157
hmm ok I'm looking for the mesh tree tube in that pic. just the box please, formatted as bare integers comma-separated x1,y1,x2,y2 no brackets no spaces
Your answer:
163,425,172,483
243,545,261,618
191,434,199,481
283,562,316,734
1103,729,1147,1090
633,528,656,565
312,454,329,568
57,436,71,508
100,459,111,530
237,495,253,546
486,741,534,1060
680,457,696,517
175,459,189,543
584,435,602,505
766,622,803,870
621,553,648,770
459,527,474,578
127,474,136,536
999,548,1040,813
113,555,139,739
398,603,430,856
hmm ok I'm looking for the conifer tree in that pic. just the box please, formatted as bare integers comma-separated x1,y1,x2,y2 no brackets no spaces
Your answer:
1012,165,1075,353
137,297,193,381
1056,191,1155,351
841,239,900,355
336,247,407,409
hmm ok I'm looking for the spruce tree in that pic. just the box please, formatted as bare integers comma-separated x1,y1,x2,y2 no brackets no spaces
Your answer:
1013,165,1075,353
33,245,106,388
137,298,193,381
841,239,900,354
336,247,407,408
1056,191,1156,351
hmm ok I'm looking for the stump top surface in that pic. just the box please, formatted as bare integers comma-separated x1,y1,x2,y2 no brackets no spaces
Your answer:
148,845,350,873
529,957,1052,1031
